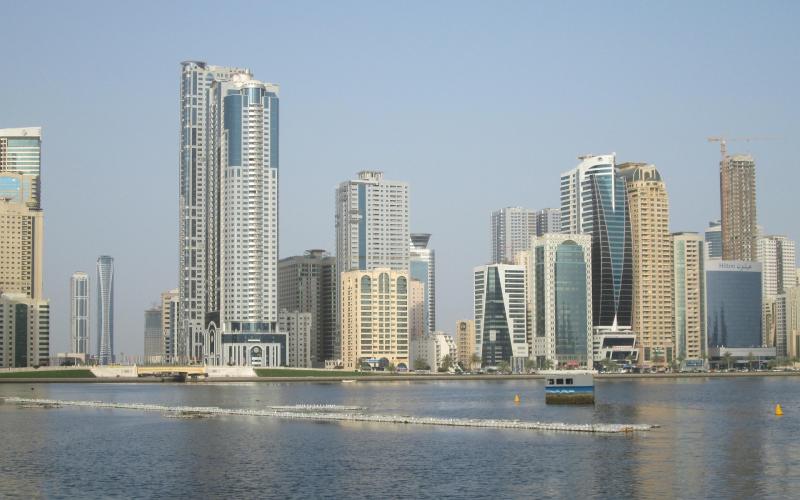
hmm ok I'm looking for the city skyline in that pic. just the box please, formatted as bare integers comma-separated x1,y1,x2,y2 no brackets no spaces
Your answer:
2,2,799,356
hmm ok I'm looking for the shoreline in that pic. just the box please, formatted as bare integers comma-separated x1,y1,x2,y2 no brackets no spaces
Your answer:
1,371,799,384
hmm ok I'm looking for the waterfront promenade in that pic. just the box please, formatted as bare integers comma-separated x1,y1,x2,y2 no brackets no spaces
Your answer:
2,365,799,383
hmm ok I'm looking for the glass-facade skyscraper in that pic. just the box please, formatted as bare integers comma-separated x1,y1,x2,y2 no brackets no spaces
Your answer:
473,264,527,367
96,255,114,365
410,233,435,334
706,260,762,348
560,154,632,329
527,234,593,368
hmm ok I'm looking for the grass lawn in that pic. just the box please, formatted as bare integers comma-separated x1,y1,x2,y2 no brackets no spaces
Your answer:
255,368,390,377
0,369,95,378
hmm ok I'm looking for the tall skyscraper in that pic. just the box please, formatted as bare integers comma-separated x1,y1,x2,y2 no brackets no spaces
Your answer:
720,154,757,261
213,73,281,367
160,289,179,363
535,208,561,236
0,172,43,299
473,263,527,368
490,207,536,264
527,234,593,368
0,127,42,209
339,268,410,370
757,235,796,298
144,306,163,364
673,233,706,364
179,61,282,366
336,171,409,274
0,128,48,368
560,154,633,331
704,220,722,261
706,261,762,348
96,255,114,365
70,272,90,355
619,163,674,367
179,61,253,363
410,233,436,334
277,250,337,365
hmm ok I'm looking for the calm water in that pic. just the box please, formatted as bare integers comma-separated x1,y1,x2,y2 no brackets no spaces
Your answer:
1,378,799,499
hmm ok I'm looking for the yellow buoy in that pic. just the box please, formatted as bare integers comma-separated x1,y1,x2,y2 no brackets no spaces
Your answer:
775,404,783,416
514,394,521,404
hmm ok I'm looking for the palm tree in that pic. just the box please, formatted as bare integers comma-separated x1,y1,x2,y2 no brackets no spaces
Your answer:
470,353,481,371
523,358,536,374
497,361,511,374
722,352,734,370
747,351,755,371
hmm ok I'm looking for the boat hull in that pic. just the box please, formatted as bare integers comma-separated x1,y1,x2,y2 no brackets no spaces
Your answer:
545,386,594,405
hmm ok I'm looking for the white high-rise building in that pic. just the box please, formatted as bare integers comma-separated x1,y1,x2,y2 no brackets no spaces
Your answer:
212,74,282,367
179,62,283,367
70,272,89,355
535,208,561,236
490,207,536,264
336,171,409,274
757,235,796,298
757,235,796,347
179,61,253,364
410,233,435,334
473,264,528,369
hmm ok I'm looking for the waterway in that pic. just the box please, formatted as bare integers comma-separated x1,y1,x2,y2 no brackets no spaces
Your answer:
1,377,798,498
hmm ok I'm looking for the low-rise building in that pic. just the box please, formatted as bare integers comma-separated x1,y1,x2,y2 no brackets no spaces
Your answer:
0,292,49,368
280,310,312,368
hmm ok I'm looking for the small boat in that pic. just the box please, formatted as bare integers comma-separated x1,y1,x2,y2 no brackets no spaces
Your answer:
341,379,356,383
542,370,595,404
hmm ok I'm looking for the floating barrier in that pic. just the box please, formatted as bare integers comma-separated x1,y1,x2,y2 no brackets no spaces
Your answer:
269,404,365,412
1,397,657,434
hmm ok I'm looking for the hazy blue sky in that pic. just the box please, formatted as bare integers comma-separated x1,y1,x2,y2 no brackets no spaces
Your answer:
2,1,798,357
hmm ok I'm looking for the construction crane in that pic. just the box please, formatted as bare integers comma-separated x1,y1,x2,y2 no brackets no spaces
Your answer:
707,136,779,161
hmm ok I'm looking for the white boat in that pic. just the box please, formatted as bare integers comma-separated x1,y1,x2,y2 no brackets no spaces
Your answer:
542,370,595,404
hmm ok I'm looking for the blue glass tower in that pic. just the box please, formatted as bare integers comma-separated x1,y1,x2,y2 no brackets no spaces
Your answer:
560,154,632,329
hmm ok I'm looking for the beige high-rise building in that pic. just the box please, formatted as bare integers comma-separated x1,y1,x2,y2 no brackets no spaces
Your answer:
161,289,179,363
0,172,44,300
340,268,410,370
720,154,757,261
673,233,706,363
619,163,674,366
409,278,425,340
455,320,476,369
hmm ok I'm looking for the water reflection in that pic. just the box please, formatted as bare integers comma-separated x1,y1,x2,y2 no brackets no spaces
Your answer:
1,378,799,498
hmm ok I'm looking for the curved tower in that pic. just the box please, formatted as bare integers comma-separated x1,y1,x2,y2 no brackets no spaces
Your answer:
96,255,114,365
560,154,632,329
